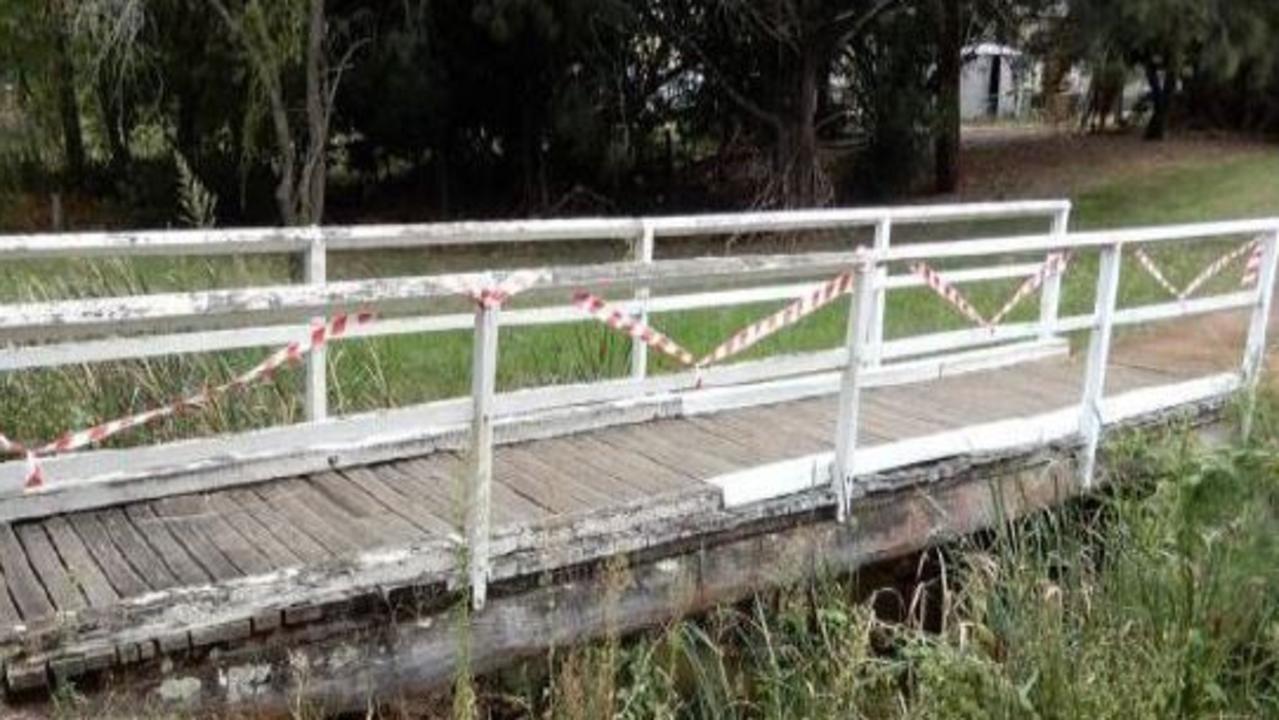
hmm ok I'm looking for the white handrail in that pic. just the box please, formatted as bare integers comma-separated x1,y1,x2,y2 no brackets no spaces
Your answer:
0,200,1070,259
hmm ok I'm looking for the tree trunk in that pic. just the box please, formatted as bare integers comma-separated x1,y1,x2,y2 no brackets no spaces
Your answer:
299,0,328,225
933,0,962,193
773,47,826,208
96,68,132,172
50,2,85,185
1143,63,1171,141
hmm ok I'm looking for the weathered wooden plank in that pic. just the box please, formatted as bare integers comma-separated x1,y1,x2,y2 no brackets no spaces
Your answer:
493,450,595,515
658,421,777,467
569,435,698,492
596,425,739,477
43,517,119,608
534,437,672,496
14,523,86,613
148,498,260,578
280,480,387,550
308,472,423,545
373,460,465,524
203,494,301,569
569,436,700,491
0,568,19,626
225,489,331,566
93,509,180,591
692,408,830,457
339,467,459,538
503,445,638,507
254,482,362,556
124,504,222,586
858,394,953,440
67,513,151,598
526,439,659,500
386,458,548,527
638,423,757,474
0,524,54,620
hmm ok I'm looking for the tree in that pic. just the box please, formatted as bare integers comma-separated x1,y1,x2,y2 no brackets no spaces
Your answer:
1066,0,1221,140
209,0,362,225
646,0,903,208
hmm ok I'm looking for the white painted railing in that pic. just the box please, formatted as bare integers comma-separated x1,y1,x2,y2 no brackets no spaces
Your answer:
4,204,1278,612
0,200,1071,420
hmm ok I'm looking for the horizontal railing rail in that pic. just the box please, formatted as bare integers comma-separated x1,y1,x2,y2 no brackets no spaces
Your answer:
0,200,1071,259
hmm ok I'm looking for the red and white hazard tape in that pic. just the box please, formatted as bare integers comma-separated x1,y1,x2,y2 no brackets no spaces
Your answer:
572,292,696,366
1135,240,1261,300
988,252,1072,327
1132,247,1182,299
910,253,1072,329
4,310,376,490
909,262,991,328
697,272,854,368
573,271,860,375
1242,239,1265,288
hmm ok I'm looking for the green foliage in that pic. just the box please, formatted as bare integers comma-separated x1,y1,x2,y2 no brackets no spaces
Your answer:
1064,0,1279,137
173,152,218,228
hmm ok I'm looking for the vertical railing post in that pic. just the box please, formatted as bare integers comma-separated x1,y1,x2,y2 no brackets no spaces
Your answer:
867,218,892,366
1241,230,1279,440
1039,204,1071,341
304,229,328,422
833,256,879,522
466,302,499,610
1078,242,1123,488
630,221,655,381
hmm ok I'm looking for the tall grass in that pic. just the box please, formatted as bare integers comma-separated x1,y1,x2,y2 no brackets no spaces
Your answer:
474,404,1279,720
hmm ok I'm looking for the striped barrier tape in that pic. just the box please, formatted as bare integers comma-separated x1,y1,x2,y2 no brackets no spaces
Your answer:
572,291,696,366
1134,239,1261,300
1242,239,1265,288
909,262,992,328
696,272,854,368
987,252,1072,327
4,310,376,490
573,270,861,377
1132,247,1182,299
910,253,1071,329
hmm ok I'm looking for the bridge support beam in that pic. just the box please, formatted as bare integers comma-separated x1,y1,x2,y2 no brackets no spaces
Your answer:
1078,244,1123,487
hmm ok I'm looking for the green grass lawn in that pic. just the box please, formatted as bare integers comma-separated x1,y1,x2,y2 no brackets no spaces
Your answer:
2,145,1279,448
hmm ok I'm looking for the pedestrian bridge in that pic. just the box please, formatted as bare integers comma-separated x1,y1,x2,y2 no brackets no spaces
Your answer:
0,201,1275,712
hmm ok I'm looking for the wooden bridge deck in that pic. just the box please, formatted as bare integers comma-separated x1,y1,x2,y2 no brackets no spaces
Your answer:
0,346,1220,634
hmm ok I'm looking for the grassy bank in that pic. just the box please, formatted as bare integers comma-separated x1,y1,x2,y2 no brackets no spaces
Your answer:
2,138,1278,452
454,403,1279,720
